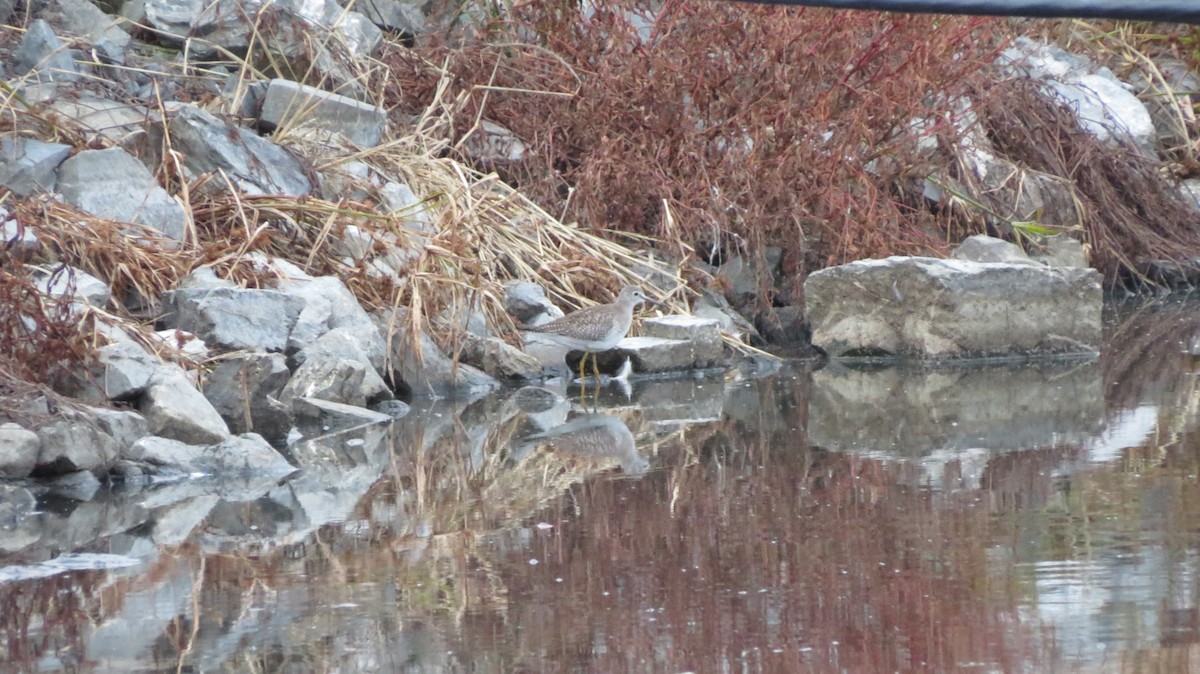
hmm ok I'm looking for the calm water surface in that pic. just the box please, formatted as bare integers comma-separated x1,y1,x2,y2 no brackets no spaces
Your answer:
4,298,1200,673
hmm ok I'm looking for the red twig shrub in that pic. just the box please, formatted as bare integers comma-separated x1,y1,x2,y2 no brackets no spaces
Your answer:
383,1,1006,308
0,265,91,384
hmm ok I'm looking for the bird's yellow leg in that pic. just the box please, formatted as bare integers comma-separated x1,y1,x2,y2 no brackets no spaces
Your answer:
592,353,601,382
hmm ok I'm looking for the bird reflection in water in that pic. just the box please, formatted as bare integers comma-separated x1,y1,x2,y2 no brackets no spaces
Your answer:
515,412,649,476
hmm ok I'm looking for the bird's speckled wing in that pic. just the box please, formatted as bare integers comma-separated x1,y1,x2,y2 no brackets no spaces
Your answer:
527,305,618,342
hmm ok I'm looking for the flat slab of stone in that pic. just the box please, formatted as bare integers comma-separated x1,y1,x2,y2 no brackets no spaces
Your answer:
293,397,393,433
617,335,723,373
260,78,387,147
804,256,1102,360
642,315,722,342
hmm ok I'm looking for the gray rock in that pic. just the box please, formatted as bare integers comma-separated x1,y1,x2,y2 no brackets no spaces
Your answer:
65,341,161,403
0,137,71,196
122,435,195,475
292,326,378,370
758,305,809,348
178,266,238,290
617,335,722,373
14,20,78,82
203,353,292,441
36,0,131,64
0,0,13,22
280,356,391,408
0,423,39,479
713,255,762,308
144,0,257,56
278,275,384,366
57,147,187,244
293,397,393,432
357,0,426,35
161,287,305,353
86,406,149,455
805,256,1103,359
636,315,726,369
259,78,387,147
378,307,499,399
692,288,757,343
34,265,112,307
169,104,314,196
140,370,231,444
504,281,563,326
459,334,543,380
222,75,269,119
146,0,378,91
642,315,722,343
951,235,1039,266
34,413,120,475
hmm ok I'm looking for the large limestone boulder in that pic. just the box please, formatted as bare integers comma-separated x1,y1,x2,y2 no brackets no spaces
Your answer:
805,256,1102,360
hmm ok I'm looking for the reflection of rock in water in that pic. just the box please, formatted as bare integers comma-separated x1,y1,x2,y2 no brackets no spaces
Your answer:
809,359,1104,456
517,413,649,476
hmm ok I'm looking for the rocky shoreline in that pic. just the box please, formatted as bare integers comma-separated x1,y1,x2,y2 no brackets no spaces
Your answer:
2,1,1199,490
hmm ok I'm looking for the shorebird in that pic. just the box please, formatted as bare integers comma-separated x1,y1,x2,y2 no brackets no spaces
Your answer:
522,285,655,386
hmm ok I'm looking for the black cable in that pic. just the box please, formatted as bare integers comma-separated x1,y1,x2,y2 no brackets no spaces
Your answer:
726,0,1200,24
